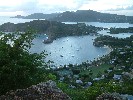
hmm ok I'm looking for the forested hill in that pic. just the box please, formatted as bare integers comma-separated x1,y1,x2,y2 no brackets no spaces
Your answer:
13,10,133,23
12,13,60,19
50,10,133,23
0,20,102,40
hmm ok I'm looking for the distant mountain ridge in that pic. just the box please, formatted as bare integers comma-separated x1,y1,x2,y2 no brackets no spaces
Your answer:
50,10,133,23
0,20,102,41
12,10,133,23
12,13,60,19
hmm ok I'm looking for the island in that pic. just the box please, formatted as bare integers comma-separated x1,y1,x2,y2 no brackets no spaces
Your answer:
1,10,133,100
12,10,133,23
0,20,103,43
109,27,133,34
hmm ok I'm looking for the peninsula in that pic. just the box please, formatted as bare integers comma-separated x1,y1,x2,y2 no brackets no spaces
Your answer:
12,10,133,23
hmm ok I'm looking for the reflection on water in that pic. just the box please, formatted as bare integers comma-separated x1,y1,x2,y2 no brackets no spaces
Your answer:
30,28,133,66
0,16,38,25
0,17,132,66
98,30,133,38
30,35,110,66
63,22,133,28
85,22,133,28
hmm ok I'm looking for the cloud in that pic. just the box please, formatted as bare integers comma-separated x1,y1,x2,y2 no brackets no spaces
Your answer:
0,0,98,12
106,5,133,11
101,0,133,11
125,5,133,10
0,0,132,16
25,0,93,14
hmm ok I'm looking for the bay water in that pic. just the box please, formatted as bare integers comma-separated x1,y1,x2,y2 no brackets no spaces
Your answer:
0,16,133,66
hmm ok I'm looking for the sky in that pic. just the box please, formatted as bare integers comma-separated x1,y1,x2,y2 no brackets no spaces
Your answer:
0,0,133,16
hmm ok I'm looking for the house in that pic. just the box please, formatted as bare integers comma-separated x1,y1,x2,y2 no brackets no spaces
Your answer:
113,74,121,80
73,75,79,78
93,78,101,81
87,82,92,86
84,82,92,88
121,66,126,68
107,70,113,73
119,52,125,55
69,85,76,89
122,72,133,79
101,75,105,79
59,77,64,82
76,79,83,84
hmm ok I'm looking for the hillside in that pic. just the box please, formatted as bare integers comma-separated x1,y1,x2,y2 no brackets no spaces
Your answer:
12,13,59,19
12,10,133,23
0,20,102,40
50,10,133,23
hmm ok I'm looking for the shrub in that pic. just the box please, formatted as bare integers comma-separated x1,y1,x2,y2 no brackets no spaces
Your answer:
0,30,48,95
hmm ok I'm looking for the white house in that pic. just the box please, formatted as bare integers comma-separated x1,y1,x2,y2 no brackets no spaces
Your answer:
76,79,83,84
113,74,121,80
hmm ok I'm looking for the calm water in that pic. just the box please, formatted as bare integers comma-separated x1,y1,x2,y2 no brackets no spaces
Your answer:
0,16,35,25
98,30,133,38
0,17,133,28
30,35,111,66
1,17,133,66
63,22,133,28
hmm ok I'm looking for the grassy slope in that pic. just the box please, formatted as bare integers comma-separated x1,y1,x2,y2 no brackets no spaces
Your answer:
80,64,113,78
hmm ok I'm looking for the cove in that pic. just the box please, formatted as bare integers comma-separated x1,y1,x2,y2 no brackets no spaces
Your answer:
30,34,111,66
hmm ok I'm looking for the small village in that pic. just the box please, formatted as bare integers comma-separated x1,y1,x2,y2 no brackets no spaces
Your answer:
48,33,133,99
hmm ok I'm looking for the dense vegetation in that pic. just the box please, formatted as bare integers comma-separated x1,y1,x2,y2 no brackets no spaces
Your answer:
13,10,133,23
50,10,133,23
55,35,133,99
93,35,133,47
12,13,59,19
110,27,133,34
0,30,53,95
0,20,102,40
1,23,133,99
58,80,133,100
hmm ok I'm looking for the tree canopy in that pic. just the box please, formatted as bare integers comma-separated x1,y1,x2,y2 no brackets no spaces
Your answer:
0,30,48,95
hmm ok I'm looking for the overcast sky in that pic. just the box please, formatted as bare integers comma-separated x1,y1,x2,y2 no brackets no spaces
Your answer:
0,0,133,16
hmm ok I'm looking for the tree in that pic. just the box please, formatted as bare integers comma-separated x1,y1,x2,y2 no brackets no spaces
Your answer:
0,30,48,95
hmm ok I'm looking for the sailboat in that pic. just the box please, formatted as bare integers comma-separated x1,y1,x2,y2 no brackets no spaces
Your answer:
43,21,53,44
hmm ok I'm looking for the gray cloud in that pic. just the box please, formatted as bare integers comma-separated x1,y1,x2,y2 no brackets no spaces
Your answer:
0,0,132,16
27,0,99,13
125,5,133,10
0,1,37,13
107,8,124,11
0,0,98,14
107,5,133,11
74,0,97,6
0,6,14,12
15,0,91,14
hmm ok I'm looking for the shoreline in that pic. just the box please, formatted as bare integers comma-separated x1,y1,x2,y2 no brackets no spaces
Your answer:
46,38,113,69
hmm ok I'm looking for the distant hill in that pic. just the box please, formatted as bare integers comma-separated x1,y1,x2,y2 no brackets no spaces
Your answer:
12,13,60,19
11,15,25,18
49,10,133,23
12,10,133,23
0,20,102,40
